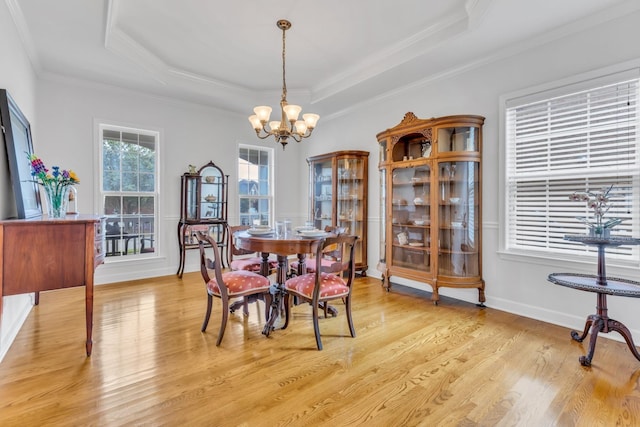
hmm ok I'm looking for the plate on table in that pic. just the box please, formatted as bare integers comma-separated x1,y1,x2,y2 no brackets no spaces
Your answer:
247,228,274,236
295,225,315,232
298,230,328,238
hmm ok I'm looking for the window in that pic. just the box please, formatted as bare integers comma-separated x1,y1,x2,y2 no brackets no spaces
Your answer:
238,145,273,226
504,72,640,261
100,124,159,259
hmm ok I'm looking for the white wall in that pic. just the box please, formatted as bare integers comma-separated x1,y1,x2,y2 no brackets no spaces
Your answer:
0,0,39,361
34,76,305,283
303,10,640,344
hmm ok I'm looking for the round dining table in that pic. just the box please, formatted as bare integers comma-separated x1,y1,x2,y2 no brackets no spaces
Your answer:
233,230,331,336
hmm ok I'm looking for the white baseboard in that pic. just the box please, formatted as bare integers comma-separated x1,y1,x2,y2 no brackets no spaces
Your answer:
0,294,33,363
365,268,638,345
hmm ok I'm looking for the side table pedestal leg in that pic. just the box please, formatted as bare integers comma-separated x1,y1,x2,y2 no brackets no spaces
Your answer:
579,317,604,367
571,314,597,342
608,319,640,363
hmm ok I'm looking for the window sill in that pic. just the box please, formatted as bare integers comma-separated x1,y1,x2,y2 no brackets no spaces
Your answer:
497,248,640,276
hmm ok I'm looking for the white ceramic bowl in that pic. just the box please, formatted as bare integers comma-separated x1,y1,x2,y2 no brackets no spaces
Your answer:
449,197,460,204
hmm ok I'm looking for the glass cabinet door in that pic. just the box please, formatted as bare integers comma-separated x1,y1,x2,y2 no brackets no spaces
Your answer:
337,157,365,263
390,164,432,273
185,175,199,220
312,158,334,230
437,126,479,153
379,168,387,269
379,140,388,163
437,160,479,277
200,164,224,220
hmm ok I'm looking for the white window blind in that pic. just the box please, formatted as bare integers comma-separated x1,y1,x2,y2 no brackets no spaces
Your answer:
505,77,640,260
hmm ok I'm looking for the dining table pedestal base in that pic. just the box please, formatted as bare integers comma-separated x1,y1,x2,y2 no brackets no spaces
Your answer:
262,254,290,337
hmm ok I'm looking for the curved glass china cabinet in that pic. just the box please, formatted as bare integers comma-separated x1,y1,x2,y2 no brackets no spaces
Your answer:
308,150,369,275
377,113,485,305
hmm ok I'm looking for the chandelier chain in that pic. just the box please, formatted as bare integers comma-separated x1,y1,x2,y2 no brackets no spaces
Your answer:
281,24,287,102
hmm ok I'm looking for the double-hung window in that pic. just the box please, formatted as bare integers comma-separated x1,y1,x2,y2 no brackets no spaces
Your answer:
504,70,640,261
100,124,159,259
238,145,273,226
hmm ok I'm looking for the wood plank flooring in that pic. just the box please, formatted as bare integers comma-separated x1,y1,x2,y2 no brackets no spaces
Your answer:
1,273,639,426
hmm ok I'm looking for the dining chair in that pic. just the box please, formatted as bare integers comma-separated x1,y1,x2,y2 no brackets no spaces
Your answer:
283,234,358,350
227,224,278,316
288,225,347,276
196,231,272,346
227,224,277,273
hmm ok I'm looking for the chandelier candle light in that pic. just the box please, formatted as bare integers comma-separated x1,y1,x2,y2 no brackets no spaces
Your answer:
248,19,320,149
28,153,80,218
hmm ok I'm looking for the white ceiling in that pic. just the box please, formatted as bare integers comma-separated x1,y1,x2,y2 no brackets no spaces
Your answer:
7,0,639,119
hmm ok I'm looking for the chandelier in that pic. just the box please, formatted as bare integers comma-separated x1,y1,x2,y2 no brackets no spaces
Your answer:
248,19,320,149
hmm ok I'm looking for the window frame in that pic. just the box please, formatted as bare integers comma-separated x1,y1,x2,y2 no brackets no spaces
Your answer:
499,63,640,266
237,144,274,227
97,122,160,261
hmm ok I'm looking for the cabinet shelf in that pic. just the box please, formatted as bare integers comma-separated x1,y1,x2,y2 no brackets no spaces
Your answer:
393,243,430,251
439,224,478,230
439,249,478,255
377,113,485,305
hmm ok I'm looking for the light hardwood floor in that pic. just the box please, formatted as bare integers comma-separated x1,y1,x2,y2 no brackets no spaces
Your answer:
1,273,639,426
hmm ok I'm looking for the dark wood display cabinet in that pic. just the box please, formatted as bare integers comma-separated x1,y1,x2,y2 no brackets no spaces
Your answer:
377,113,485,305
308,150,369,275
177,161,228,278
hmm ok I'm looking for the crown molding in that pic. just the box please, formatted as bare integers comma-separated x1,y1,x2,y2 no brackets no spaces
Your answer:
4,0,41,72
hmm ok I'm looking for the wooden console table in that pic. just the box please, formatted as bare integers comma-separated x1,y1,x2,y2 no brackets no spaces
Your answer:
548,235,640,366
0,215,105,356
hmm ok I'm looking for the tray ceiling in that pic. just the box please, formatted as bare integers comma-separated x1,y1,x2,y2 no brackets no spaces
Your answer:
6,0,637,118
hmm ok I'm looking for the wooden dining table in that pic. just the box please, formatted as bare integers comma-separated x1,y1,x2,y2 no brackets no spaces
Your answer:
233,230,332,336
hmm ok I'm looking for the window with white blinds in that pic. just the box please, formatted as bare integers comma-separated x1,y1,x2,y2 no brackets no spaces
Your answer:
505,75,640,260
